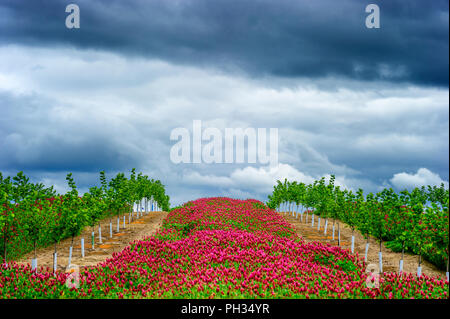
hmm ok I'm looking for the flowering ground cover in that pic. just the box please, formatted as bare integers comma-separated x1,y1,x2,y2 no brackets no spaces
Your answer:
0,197,448,299
0,170,170,263
267,178,449,270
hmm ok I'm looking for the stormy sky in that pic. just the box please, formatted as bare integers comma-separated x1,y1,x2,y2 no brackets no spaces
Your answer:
0,0,448,205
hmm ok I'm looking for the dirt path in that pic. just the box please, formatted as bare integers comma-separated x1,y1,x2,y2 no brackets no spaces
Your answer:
280,211,446,279
18,211,168,272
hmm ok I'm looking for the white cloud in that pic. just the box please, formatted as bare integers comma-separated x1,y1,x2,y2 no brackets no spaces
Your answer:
220,188,255,200
0,45,448,206
40,177,70,195
390,168,449,190
229,164,315,193
183,171,234,188
181,163,357,196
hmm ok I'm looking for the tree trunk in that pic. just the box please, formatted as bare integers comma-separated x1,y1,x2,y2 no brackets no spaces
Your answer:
338,224,341,246
3,228,7,264
447,250,449,275
401,241,405,261
364,235,370,262
446,249,449,282
333,219,336,240
418,250,422,267
53,242,57,272
351,229,355,253
98,222,102,243
91,226,95,249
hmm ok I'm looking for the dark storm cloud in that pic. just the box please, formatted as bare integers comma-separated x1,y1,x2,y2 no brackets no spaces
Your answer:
0,91,142,173
0,0,448,86
1,135,139,172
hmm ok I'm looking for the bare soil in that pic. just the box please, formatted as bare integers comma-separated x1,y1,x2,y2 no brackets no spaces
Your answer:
15,208,445,280
280,211,446,279
17,211,168,272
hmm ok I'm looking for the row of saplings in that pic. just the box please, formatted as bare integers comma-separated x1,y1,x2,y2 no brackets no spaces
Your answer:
0,169,169,272
267,175,449,282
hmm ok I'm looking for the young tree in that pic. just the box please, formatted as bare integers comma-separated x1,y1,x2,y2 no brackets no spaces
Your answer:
84,186,105,249
109,173,128,233
48,198,65,273
21,195,45,269
0,175,15,264
360,192,377,263
63,173,88,265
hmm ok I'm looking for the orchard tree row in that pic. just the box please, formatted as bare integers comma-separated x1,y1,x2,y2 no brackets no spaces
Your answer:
0,169,170,266
267,176,449,273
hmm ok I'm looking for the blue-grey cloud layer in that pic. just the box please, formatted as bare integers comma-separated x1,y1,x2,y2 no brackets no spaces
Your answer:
0,1,448,205
0,0,448,86
0,47,447,205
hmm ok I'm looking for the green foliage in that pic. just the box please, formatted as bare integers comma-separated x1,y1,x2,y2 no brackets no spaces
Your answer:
267,176,449,270
250,201,267,210
0,169,171,262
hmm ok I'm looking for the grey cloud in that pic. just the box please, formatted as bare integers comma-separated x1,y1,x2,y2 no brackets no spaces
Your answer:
0,91,143,172
0,45,447,206
0,0,448,86
390,168,449,190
